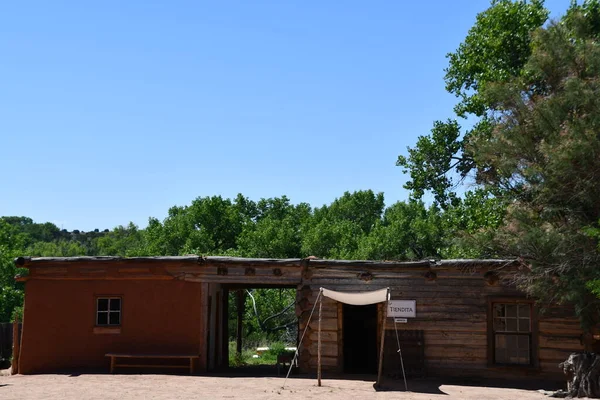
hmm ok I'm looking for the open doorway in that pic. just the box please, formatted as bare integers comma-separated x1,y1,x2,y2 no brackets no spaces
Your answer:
343,303,378,374
225,286,298,375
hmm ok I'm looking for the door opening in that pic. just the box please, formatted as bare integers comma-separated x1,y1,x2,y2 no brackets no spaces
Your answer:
343,303,378,374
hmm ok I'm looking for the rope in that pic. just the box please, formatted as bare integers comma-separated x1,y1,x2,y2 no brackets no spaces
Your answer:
281,289,323,389
393,318,409,392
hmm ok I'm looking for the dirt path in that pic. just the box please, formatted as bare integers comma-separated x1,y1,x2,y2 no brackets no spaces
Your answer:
0,374,554,400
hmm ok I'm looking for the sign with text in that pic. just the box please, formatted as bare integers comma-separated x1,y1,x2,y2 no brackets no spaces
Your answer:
388,300,416,318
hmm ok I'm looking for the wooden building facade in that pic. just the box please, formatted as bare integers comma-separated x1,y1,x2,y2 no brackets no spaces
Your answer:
13,256,589,380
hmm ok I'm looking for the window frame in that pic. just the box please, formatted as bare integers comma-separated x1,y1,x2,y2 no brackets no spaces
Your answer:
487,297,539,369
95,296,122,327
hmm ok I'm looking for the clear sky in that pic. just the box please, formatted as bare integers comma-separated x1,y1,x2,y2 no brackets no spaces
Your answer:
0,0,569,231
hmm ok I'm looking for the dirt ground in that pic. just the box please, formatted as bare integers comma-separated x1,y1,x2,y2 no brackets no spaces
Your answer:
0,373,558,400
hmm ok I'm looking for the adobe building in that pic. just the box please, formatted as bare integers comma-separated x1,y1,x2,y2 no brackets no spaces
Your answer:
13,256,590,380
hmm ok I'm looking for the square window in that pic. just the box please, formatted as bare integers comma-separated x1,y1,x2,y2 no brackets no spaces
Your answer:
494,304,505,317
97,312,108,325
97,298,109,312
96,297,121,326
506,305,518,318
518,318,530,332
109,298,121,311
518,304,530,317
506,318,518,332
494,318,507,331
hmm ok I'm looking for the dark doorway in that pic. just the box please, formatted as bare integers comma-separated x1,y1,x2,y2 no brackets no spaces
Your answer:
343,303,378,374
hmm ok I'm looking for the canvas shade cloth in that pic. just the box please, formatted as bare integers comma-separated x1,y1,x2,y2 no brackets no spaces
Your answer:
321,287,389,305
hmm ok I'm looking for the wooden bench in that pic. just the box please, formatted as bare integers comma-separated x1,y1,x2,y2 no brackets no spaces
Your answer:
105,353,200,374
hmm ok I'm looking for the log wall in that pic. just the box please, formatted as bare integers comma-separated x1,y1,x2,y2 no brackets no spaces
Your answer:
298,267,584,380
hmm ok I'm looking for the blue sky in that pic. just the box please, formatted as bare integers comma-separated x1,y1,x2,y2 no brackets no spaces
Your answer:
0,0,569,231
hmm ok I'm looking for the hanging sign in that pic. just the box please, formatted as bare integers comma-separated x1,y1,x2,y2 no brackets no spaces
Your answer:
388,300,416,318
394,318,408,323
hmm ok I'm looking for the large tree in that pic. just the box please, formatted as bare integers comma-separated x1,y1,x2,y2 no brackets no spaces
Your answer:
398,0,600,328
397,0,549,207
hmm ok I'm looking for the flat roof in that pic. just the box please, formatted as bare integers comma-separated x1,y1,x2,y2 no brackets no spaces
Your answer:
15,256,519,269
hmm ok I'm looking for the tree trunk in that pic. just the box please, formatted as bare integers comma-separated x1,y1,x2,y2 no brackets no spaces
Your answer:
555,353,600,398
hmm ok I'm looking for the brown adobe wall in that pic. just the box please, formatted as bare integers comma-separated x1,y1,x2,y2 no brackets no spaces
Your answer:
18,279,204,374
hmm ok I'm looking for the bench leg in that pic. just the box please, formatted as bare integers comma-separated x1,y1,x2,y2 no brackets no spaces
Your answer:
110,357,116,374
189,357,193,375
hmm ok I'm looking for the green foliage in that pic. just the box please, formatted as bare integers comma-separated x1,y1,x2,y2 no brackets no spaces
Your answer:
398,0,548,207
446,0,549,117
398,0,600,328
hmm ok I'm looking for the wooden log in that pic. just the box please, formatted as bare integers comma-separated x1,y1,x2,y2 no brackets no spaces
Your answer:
236,290,244,356
306,341,338,357
424,345,487,359
305,318,337,331
376,295,388,388
309,330,337,342
539,335,584,350
317,294,322,387
423,331,487,346
309,356,338,367
12,318,19,374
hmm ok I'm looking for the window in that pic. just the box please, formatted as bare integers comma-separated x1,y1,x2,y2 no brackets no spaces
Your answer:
96,297,121,326
492,302,532,365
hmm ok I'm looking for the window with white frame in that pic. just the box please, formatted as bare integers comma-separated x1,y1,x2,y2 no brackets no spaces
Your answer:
492,302,532,365
96,297,121,326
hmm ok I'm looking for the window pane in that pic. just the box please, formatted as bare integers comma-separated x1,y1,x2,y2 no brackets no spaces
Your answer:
508,348,520,363
97,298,108,311
494,318,506,331
109,298,121,311
518,318,530,332
495,334,507,350
518,335,530,351
109,312,120,325
518,304,530,317
506,305,517,318
495,335,507,363
494,304,505,317
495,347,507,363
507,335,518,350
97,312,108,325
518,350,530,364
506,318,518,332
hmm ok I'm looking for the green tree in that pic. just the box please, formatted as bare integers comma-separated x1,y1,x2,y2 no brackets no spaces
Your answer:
0,220,27,322
397,0,549,207
356,201,445,260
302,190,385,258
237,197,311,258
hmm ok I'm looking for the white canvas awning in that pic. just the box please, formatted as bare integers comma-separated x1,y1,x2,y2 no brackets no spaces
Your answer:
321,287,389,306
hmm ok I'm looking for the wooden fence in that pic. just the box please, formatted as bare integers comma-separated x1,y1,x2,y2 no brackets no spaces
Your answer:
0,323,22,360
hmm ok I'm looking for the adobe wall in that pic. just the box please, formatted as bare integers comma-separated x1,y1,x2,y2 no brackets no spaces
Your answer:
18,279,204,374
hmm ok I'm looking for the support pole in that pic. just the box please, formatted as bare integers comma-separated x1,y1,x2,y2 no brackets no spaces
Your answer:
376,288,389,388
236,290,244,356
317,289,323,387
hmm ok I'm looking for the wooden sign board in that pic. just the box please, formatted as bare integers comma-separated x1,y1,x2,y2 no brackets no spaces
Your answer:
388,300,416,318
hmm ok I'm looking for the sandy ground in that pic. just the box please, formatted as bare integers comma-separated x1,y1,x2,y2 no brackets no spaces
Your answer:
0,373,556,400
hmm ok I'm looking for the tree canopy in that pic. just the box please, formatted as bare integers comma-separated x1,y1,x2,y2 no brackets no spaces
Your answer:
398,0,600,328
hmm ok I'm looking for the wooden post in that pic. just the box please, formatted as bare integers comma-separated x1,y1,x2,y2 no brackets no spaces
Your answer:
110,355,115,374
236,290,244,356
317,290,323,387
376,288,389,388
12,318,20,375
